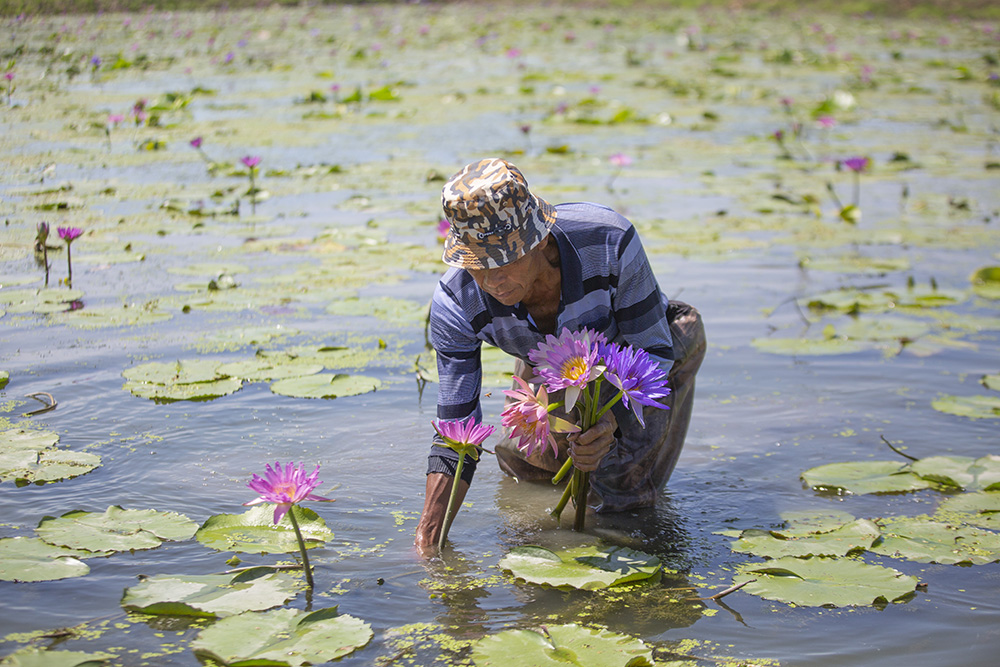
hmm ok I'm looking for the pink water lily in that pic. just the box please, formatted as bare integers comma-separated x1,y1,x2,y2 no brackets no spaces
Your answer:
502,375,580,458
241,155,261,169
57,226,83,287
528,327,607,410
190,136,203,148
842,156,869,173
245,461,331,524
431,416,495,549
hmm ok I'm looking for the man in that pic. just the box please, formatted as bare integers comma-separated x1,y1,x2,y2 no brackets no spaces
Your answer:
415,158,705,553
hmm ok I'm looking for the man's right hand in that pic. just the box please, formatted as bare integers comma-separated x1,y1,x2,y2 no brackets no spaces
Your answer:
414,472,470,558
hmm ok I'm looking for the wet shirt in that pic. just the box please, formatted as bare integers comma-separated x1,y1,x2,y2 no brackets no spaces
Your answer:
427,202,674,483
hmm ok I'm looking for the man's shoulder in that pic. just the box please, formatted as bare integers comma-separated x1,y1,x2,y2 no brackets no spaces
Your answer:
554,202,633,236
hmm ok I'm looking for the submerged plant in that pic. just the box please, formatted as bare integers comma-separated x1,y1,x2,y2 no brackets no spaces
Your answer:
35,222,50,286
241,155,262,213
57,226,82,287
431,416,495,550
244,461,332,588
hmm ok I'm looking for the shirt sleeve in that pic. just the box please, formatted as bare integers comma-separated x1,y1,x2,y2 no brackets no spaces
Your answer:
426,280,482,484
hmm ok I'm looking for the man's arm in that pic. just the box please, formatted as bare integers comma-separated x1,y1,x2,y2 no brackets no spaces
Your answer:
415,472,469,556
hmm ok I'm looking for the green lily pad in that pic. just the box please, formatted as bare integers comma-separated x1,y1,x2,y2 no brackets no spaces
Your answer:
799,255,911,274
936,491,1000,530
731,518,881,559
218,356,324,382
270,372,381,399
36,506,198,554
870,517,1000,565
970,266,1000,299
325,296,427,325
983,374,1000,391
801,460,933,495
733,556,917,607
0,370,8,390
752,335,868,356
0,537,91,582
122,359,242,402
471,623,654,667
840,316,929,342
204,325,299,349
195,505,332,554
121,567,298,618
0,428,101,486
498,544,661,590
890,285,965,308
931,394,1000,419
54,305,173,329
0,648,113,667
910,455,1000,491
803,288,896,313
1,288,84,315
191,606,372,666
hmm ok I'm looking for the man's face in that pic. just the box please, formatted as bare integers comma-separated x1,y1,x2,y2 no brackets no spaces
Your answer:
466,241,546,306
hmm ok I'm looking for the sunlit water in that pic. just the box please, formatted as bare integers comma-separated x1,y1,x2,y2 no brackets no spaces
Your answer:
2,3,1000,665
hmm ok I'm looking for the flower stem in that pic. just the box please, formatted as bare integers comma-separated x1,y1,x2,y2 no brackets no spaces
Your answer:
438,451,465,551
286,506,314,589
593,390,623,423
573,469,590,532
65,243,73,288
551,456,574,485
551,473,574,520
42,246,49,287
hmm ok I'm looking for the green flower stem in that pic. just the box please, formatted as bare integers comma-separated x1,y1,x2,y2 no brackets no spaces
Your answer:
593,390,623,424
438,451,465,551
65,243,73,287
286,506,314,589
552,456,575,485
551,472,574,520
573,470,590,532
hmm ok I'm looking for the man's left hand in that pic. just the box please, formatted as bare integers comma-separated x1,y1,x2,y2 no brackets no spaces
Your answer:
567,410,617,472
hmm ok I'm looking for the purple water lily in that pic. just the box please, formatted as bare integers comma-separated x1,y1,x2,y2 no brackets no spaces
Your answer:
528,327,607,410
600,341,671,427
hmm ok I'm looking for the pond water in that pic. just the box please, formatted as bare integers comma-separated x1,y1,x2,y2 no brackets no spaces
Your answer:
1,3,999,665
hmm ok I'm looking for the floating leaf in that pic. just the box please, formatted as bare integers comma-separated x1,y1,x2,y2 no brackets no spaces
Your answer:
970,266,1000,299
0,537,90,582
734,556,917,607
931,394,1000,419
936,491,1000,530
499,544,661,590
195,505,332,554
325,296,427,325
0,648,113,666
801,461,932,495
870,518,1000,565
983,374,1000,391
217,356,324,382
471,623,654,667
122,359,241,402
121,567,298,618
270,373,380,399
54,305,172,329
840,316,929,342
36,506,198,554
910,455,1000,491
752,336,868,356
0,428,101,486
802,288,896,313
191,606,372,666
731,518,881,559
0,370,8,389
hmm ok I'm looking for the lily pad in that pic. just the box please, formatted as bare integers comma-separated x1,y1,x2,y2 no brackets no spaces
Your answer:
801,460,933,495
36,506,198,554
936,491,1000,530
498,544,661,590
910,455,1000,491
270,372,381,399
0,537,91,582
984,374,1000,391
970,266,1000,299
752,335,868,356
0,428,101,487
195,504,332,554
931,394,1000,419
0,649,113,667
122,359,242,402
471,623,654,667
870,518,1000,565
803,288,896,314
0,371,8,389
191,606,372,666
325,296,427,325
217,356,324,382
731,518,881,559
733,556,918,607
840,316,929,342
55,305,173,329
121,567,298,617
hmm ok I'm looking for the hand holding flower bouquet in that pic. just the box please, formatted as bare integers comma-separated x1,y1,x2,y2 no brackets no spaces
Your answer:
505,328,671,531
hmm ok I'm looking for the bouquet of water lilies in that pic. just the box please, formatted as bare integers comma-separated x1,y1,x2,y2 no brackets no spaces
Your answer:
503,328,671,532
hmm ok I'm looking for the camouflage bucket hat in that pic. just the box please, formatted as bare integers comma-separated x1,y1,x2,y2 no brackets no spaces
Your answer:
441,158,557,270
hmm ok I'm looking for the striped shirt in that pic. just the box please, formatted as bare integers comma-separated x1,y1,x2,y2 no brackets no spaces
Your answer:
427,201,674,482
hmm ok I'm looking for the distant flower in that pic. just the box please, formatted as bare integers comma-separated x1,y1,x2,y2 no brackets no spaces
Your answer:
506,47,522,58
609,152,632,168
437,218,450,240
520,123,532,135
190,136,203,149
58,227,83,287
780,96,793,109
816,115,836,129
564,31,576,42
90,55,101,68
241,156,262,213
245,461,330,524
237,39,248,48
600,342,670,427
36,222,51,286
3,72,12,81
241,155,262,169
842,156,869,172
528,327,607,410
224,51,234,64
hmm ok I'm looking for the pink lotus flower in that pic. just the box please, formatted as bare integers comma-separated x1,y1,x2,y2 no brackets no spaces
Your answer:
432,416,495,459
245,461,331,524
437,218,450,240
842,156,869,172
190,136,203,149
502,376,580,458
816,115,836,129
58,227,83,243
528,327,607,410
241,155,261,169
609,153,632,168
4,72,12,81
